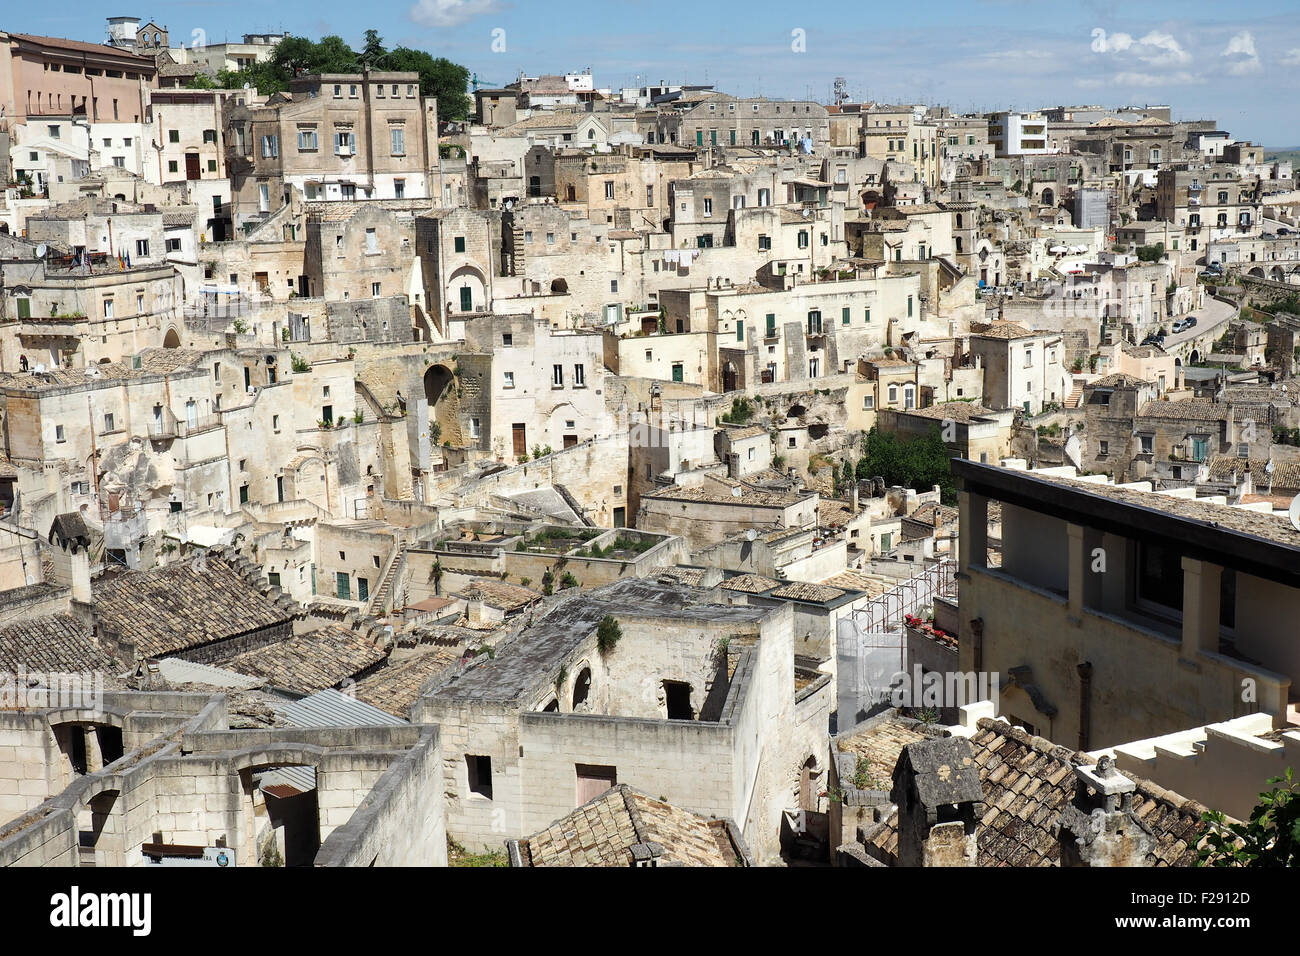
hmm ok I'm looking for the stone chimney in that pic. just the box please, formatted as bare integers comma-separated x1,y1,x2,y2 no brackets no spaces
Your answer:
891,737,985,867
1059,755,1155,867
47,513,92,604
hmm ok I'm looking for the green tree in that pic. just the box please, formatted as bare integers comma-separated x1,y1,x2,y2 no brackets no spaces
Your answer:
361,29,386,65
384,47,471,120
857,426,957,505
1197,768,1300,867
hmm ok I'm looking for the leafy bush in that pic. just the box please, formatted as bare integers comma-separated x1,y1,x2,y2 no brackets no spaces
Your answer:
596,615,622,657
1197,768,1299,867
291,353,310,373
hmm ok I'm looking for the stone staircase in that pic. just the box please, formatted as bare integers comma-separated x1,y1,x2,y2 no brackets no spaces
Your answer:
1064,381,1085,409
366,531,407,617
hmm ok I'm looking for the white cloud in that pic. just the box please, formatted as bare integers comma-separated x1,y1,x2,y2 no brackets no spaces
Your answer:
1283,48,1300,67
1222,31,1261,75
1135,31,1191,66
1090,29,1133,54
1091,27,1190,66
409,0,502,27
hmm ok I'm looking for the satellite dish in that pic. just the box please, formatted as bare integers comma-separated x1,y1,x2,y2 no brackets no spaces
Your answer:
745,528,758,542
1289,494,1300,532
34,243,47,258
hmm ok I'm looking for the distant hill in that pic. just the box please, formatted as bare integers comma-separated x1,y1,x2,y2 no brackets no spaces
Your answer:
1264,148,1300,163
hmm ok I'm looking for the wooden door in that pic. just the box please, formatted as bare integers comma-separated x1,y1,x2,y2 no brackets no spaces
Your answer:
185,153,201,180
512,423,527,457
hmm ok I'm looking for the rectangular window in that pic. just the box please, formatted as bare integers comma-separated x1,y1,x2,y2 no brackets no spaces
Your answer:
390,127,405,156
574,364,585,386
758,234,771,251
842,307,851,326
467,755,493,798
470,417,481,439
103,299,114,319
260,134,278,158
553,364,564,387
798,230,809,249
394,179,405,199
454,236,466,253
135,239,149,257
297,128,318,151
736,320,744,342
671,363,684,383
503,371,515,388
365,227,378,254
604,181,614,200
335,572,350,600
765,313,776,337
334,129,355,155
703,198,713,217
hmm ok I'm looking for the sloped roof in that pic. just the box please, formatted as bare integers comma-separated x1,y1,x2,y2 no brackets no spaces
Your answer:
0,613,117,674
223,625,387,695
93,556,293,658
865,719,1210,866
515,784,747,866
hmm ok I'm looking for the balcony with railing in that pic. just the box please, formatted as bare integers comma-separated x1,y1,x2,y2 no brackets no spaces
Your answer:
147,407,222,441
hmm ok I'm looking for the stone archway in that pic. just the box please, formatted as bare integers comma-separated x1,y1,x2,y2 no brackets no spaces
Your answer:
722,361,738,393
162,327,181,348
423,363,463,446
1041,187,1055,206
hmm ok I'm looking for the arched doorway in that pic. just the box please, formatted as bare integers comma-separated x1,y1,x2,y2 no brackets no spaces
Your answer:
423,364,454,406
1041,187,1055,206
162,327,180,348
722,361,738,393
1189,349,1200,364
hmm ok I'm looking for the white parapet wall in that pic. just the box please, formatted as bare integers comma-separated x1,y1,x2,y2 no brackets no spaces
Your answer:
1091,713,1300,822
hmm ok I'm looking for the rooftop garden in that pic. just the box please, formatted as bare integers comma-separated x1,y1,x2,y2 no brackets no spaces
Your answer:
514,526,603,554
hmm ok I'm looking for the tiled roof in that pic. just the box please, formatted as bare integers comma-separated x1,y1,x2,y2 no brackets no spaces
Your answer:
11,33,156,64
656,567,707,587
1205,455,1300,488
352,644,466,718
822,570,890,596
94,556,294,658
642,476,810,507
222,626,387,695
901,401,998,423
720,424,767,441
1138,399,1230,421
770,581,847,603
866,719,1210,866
837,712,943,790
970,321,1035,339
455,578,541,611
516,785,746,866
0,348,204,391
720,572,780,594
1091,372,1151,388
0,613,117,674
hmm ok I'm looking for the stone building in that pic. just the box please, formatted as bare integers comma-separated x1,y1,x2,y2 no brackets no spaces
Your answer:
225,72,439,226
416,577,830,864
955,459,1295,750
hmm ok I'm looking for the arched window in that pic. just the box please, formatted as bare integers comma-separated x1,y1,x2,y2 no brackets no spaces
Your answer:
572,666,592,709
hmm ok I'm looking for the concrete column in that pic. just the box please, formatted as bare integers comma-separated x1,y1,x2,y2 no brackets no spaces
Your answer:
1180,557,1221,659
958,491,988,573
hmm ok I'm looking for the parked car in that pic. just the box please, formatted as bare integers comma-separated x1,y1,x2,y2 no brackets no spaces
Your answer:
1207,262,1223,273
1171,319,1188,334
1184,316,1198,329
1278,228,1291,236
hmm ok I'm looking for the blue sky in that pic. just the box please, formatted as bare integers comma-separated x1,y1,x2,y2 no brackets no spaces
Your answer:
12,0,1300,144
